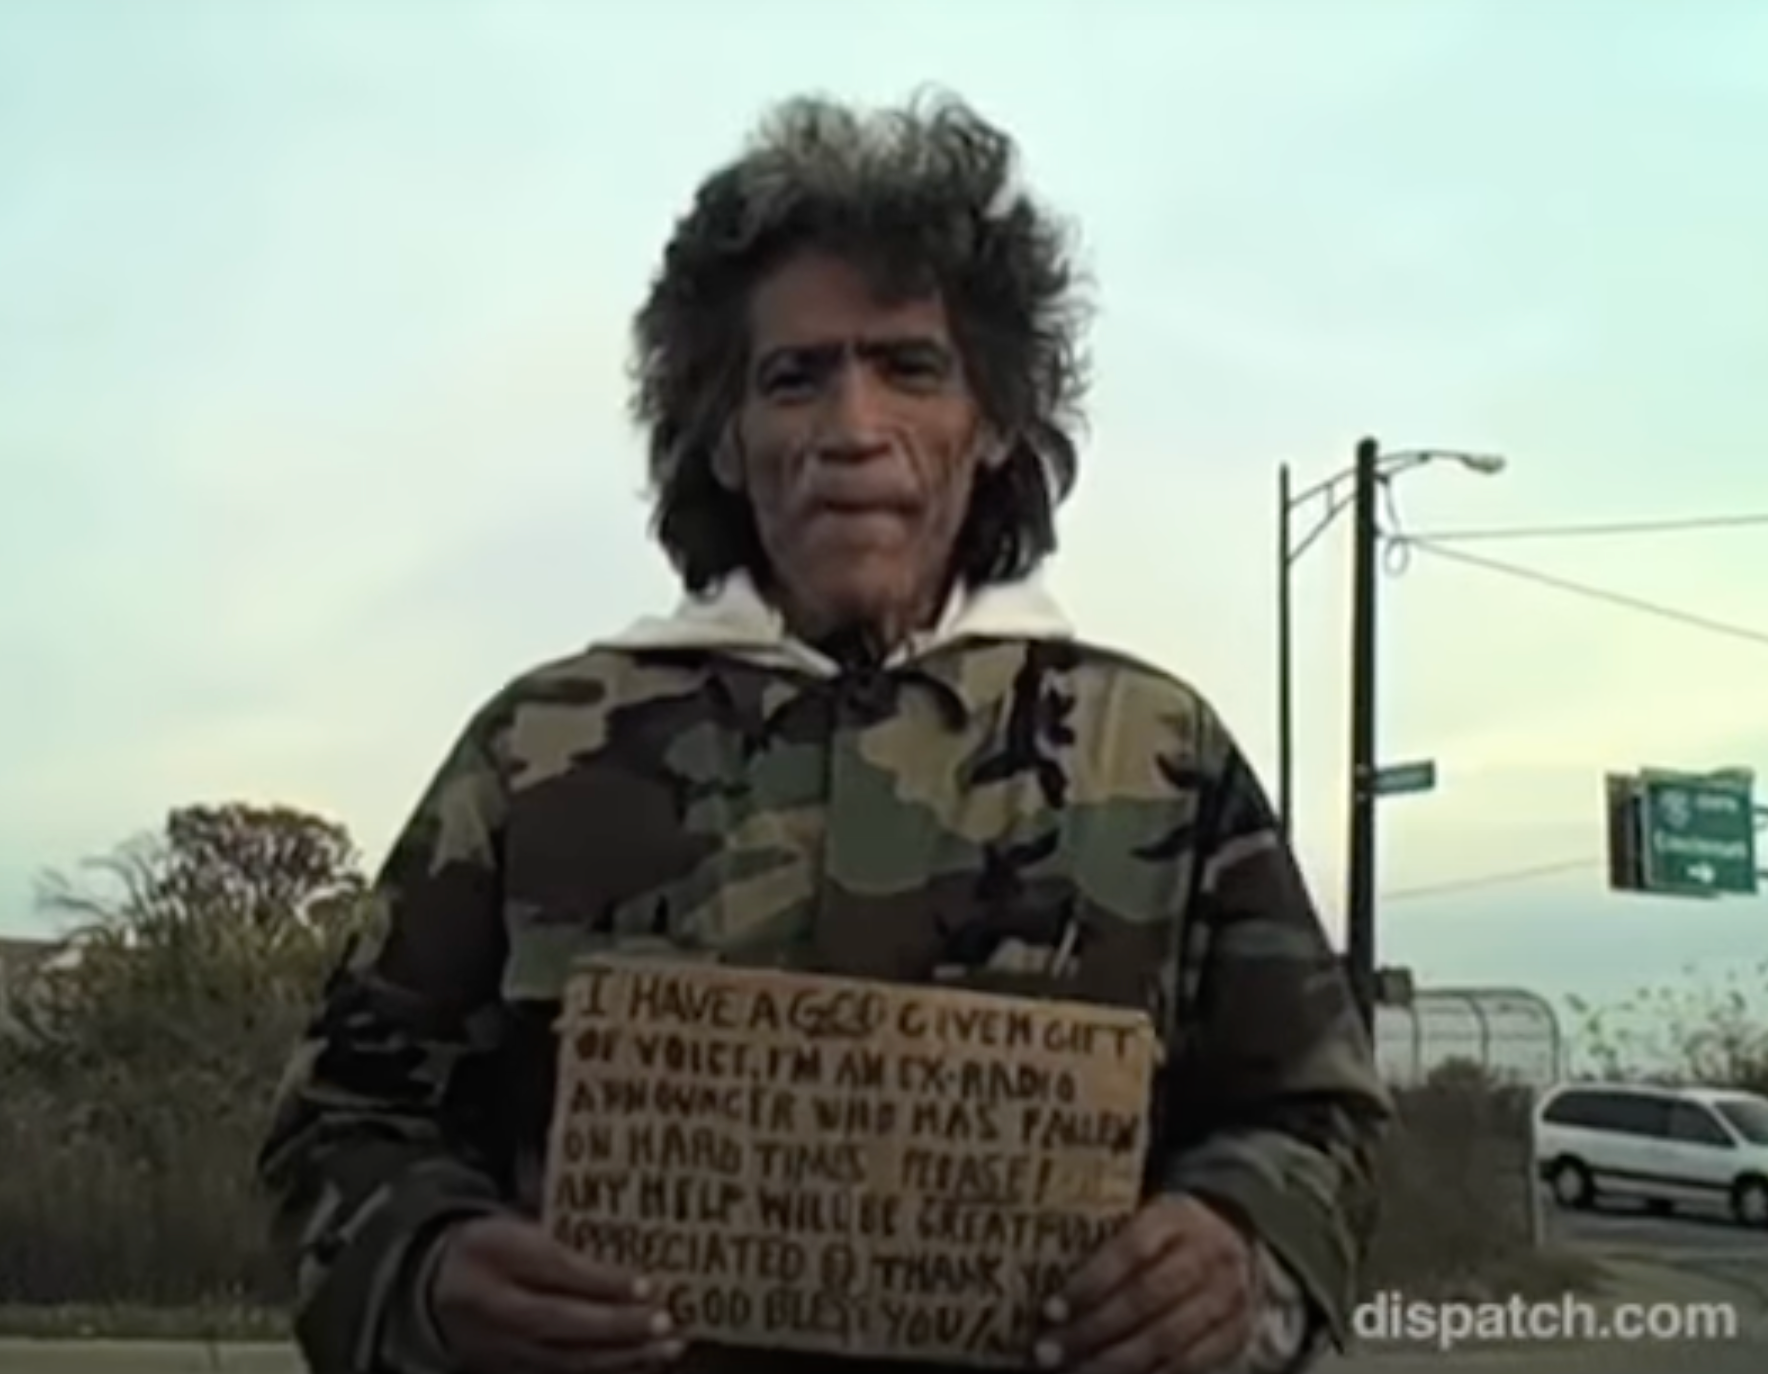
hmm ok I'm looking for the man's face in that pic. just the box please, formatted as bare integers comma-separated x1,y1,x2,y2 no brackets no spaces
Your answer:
720,251,997,641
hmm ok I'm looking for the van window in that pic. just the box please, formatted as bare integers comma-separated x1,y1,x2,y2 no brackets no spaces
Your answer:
1668,1102,1732,1147
1544,1089,1668,1135
1604,1092,1670,1136
1543,1091,1597,1126
1715,1098,1768,1145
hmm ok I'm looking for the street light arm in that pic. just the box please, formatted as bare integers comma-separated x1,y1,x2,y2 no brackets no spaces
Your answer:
1376,451,1434,480
1287,466,1357,508
1379,448,1507,477
1287,451,1416,507
1286,448,1505,510
1286,484,1356,565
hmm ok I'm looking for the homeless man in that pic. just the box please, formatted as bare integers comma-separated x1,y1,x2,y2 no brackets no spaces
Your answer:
258,92,1392,1374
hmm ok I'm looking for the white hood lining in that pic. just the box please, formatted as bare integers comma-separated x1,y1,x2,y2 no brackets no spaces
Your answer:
601,571,1073,676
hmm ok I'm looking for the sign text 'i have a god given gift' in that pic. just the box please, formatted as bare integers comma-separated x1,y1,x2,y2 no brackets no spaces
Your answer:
542,958,1158,1366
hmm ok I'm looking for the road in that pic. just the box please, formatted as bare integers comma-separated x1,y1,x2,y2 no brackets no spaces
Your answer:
1310,1197,1768,1372
2,1328,1764,1374
1327,1195,1768,1372
1552,1197,1768,1255
5,1332,1764,1374
1548,1196,1768,1305
1,1202,1763,1374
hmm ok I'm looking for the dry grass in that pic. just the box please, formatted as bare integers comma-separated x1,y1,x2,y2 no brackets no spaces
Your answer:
0,1086,285,1315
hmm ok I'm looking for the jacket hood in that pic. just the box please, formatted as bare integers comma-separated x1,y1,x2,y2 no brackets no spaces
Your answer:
600,570,1074,677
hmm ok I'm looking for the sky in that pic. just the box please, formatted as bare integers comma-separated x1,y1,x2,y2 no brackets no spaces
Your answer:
3,0,1767,1046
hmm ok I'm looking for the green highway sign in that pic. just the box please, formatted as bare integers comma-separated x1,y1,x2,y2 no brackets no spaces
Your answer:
1372,759,1436,798
1638,771,1759,897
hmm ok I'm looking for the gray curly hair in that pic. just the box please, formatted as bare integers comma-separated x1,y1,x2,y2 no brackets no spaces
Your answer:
630,91,1091,593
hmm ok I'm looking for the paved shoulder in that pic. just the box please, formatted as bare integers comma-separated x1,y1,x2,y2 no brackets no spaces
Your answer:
0,1341,298,1374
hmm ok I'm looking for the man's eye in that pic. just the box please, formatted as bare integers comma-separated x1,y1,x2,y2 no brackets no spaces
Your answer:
885,353,947,387
762,367,816,397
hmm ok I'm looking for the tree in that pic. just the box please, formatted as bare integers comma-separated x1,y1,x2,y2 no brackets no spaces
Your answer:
0,802,378,1307
37,802,365,936
1568,962,1768,1094
12,802,375,1095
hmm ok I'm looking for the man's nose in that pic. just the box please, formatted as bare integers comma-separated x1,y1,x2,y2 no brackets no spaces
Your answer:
816,364,891,461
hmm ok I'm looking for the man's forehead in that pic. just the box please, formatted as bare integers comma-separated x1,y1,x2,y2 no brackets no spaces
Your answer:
746,251,952,346
753,327,953,360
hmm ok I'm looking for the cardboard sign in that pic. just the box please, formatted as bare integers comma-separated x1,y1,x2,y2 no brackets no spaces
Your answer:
543,959,1157,1366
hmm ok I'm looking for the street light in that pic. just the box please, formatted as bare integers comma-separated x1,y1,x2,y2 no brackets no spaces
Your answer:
1275,442,1504,834
1275,437,1504,1025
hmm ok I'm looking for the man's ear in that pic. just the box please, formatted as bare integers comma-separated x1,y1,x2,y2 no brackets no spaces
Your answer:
977,429,1015,473
711,428,745,492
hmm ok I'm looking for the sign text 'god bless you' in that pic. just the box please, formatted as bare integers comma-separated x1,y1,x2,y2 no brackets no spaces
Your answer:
542,959,1158,1366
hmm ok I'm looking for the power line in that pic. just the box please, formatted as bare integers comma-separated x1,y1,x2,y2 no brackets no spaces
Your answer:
1362,502,1766,911
1369,539,1763,902
1381,857,1601,904
1399,538,1768,650
1404,511,1768,545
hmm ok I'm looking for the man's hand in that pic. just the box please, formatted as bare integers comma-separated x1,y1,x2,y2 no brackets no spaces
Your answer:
1035,1195,1258,1373
430,1216,681,1372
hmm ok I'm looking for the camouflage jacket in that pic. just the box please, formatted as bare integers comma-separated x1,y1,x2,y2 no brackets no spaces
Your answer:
258,573,1391,1374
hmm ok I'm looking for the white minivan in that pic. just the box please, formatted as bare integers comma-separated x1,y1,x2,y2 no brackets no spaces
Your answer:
1534,1081,1768,1227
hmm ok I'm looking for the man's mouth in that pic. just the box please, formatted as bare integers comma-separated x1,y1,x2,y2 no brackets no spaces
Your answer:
810,495,918,519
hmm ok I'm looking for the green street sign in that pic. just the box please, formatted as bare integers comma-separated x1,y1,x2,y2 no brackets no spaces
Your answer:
1373,759,1436,798
1638,771,1758,897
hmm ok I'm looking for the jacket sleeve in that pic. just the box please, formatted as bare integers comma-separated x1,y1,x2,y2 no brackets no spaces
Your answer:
1155,706,1393,1365
257,703,516,1373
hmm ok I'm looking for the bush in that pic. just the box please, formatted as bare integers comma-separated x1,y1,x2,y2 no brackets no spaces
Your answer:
1364,1058,1593,1301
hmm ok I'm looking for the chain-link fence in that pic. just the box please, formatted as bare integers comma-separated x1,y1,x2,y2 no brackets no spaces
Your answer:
1370,987,1561,1260
1376,986,1566,1088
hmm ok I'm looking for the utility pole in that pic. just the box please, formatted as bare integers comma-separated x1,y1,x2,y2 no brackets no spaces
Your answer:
1276,463,1293,838
1280,437,1501,1026
1345,436,1380,1030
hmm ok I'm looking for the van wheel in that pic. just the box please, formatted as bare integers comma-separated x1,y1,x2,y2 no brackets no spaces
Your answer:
1733,1177,1768,1228
1548,1158,1594,1209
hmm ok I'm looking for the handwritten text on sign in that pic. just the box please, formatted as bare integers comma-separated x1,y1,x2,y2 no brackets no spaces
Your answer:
543,960,1157,1366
